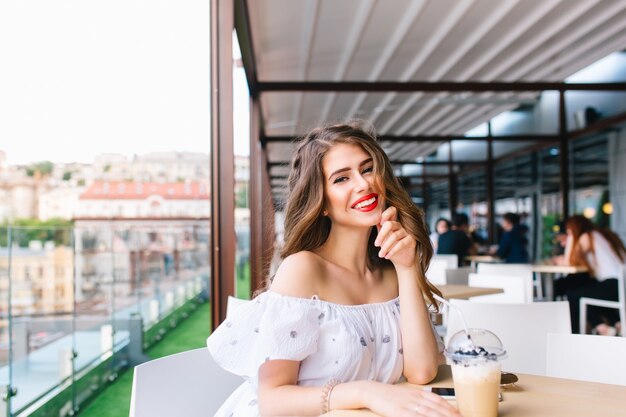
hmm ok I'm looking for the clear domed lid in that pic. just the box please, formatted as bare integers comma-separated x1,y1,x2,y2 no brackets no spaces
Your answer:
444,328,507,363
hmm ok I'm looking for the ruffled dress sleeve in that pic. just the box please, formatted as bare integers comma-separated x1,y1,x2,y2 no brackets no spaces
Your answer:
207,291,323,382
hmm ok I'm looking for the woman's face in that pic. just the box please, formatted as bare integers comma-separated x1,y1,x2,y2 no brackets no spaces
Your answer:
436,220,448,234
321,143,383,228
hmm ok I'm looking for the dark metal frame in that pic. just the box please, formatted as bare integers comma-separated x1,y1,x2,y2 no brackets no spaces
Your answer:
262,133,560,144
256,81,626,93
210,0,235,329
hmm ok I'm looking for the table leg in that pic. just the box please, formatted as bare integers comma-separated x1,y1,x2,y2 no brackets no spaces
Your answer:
533,271,544,301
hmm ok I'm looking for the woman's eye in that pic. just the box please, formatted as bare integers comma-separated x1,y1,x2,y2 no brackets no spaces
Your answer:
362,166,373,174
333,176,348,184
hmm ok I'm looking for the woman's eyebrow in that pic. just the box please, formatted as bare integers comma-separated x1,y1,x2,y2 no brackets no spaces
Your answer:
328,158,373,180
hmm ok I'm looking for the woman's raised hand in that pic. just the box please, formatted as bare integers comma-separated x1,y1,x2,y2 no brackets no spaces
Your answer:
366,382,462,417
375,206,417,269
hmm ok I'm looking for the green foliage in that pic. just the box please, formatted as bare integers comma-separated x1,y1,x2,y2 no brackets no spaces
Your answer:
0,218,73,247
235,182,249,208
236,261,251,299
62,171,72,181
541,214,561,259
26,161,54,177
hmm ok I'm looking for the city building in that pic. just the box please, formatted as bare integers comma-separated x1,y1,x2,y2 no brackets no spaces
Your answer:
74,180,210,219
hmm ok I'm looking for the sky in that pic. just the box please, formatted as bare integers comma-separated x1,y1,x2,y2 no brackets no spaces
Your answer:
0,1,249,166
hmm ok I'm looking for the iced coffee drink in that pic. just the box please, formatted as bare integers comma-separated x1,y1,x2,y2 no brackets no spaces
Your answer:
444,329,506,417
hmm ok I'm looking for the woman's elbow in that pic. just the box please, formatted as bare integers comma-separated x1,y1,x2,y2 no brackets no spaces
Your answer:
405,364,438,385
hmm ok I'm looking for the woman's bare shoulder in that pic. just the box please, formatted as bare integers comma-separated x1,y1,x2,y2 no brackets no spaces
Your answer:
270,251,325,298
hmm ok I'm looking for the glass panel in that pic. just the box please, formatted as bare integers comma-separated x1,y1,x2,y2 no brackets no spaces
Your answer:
7,226,74,415
539,146,565,259
72,226,116,414
0,226,12,416
233,33,251,299
571,134,609,224
135,228,165,330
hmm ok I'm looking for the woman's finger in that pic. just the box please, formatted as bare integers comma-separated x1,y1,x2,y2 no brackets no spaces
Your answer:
383,236,413,259
380,206,397,224
375,220,399,246
379,230,407,257
418,392,461,415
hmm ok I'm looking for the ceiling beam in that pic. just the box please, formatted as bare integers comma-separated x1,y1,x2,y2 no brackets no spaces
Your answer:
234,0,259,98
257,81,626,93
263,133,559,143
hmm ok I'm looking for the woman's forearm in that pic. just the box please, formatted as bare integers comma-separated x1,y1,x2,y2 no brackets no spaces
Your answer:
258,380,372,417
395,265,440,384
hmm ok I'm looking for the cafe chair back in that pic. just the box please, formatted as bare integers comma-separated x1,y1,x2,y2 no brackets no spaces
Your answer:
129,347,243,417
477,263,537,300
579,264,625,336
468,272,531,303
446,300,571,375
445,266,473,286
547,333,626,385
129,300,247,417
426,255,458,285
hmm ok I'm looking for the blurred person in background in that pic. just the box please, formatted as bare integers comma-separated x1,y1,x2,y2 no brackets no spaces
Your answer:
429,217,450,252
555,215,626,335
437,213,476,266
495,212,529,263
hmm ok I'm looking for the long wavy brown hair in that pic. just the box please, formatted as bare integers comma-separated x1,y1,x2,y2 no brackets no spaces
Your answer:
566,215,626,276
278,121,441,310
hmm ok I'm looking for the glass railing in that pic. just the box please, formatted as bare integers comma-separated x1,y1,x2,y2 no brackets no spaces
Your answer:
0,223,209,416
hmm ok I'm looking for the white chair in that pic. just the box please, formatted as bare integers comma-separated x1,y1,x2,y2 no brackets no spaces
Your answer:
579,265,625,336
476,263,535,301
434,254,458,268
426,255,458,285
445,300,571,375
445,266,473,286
129,348,243,417
468,272,531,303
547,333,626,385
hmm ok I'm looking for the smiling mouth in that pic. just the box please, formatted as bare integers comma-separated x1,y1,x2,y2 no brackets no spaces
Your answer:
351,194,378,212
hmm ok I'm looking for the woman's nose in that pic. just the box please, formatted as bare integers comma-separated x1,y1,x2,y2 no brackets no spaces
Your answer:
354,173,369,192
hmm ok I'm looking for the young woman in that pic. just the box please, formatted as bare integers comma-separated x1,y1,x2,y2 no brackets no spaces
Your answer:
555,215,626,334
207,122,460,417
429,217,450,252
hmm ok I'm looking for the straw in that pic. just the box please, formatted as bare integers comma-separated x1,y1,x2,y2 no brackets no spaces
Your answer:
433,294,475,347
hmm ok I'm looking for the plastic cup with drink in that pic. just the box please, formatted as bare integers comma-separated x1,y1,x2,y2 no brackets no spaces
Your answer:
444,328,506,417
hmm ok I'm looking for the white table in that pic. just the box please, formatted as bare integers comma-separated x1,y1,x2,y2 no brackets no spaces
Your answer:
464,255,504,269
437,284,504,300
532,264,588,301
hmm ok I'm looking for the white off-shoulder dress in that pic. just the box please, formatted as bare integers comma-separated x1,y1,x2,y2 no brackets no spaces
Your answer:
207,291,443,417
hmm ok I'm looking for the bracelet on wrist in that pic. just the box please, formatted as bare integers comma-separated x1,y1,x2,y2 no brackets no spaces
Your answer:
320,378,341,414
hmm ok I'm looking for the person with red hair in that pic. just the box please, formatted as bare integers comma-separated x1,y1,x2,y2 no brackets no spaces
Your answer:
555,215,626,335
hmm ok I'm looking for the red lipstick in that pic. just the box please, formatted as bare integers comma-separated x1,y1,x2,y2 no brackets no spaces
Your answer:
351,193,378,212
